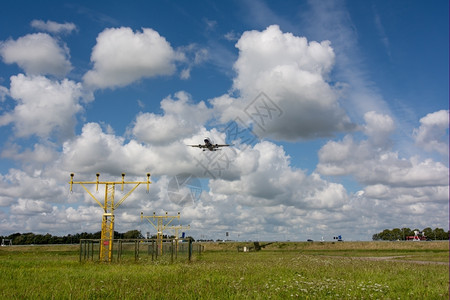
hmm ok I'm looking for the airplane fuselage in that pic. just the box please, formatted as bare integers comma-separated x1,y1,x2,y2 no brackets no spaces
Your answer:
204,138,215,151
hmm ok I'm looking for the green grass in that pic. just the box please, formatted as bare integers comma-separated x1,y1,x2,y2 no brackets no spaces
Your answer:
0,242,448,299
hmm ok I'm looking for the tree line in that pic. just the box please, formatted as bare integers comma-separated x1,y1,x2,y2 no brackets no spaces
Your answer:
1,230,143,245
372,227,449,241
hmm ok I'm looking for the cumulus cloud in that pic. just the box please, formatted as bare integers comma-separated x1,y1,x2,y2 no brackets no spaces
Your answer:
209,141,348,210
0,33,72,77
0,169,66,206
1,143,58,165
31,20,77,35
61,122,196,177
0,74,83,140
413,110,449,156
214,25,355,141
363,110,394,146
83,27,185,89
62,122,150,175
10,199,53,215
62,121,235,178
131,91,212,145
0,203,103,235
317,111,449,206
363,184,448,204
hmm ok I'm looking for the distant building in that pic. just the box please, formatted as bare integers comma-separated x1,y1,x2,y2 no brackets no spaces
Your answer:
406,231,427,241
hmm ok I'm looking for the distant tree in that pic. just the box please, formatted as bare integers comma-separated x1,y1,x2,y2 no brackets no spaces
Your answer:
8,233,22,240
422,227,433,239
34,234,46,244
379,229,393,240
433,228,447,240
2,230,202,245
20,233,35,244
123,230,143,239
391,228,402,240
10,233,24,244
114,231,123,239
373,227,449,241
401,228,413,240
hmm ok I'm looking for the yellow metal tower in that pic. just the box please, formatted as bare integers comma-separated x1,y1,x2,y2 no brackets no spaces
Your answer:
167,224,190,239
70,173,151,262
167,224,190,253
140,211,180,254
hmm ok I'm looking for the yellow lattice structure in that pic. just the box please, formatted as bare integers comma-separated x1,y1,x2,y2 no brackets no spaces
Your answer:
167,224,190,253
70,173,151,262
167,224,190,239
140,211,180,255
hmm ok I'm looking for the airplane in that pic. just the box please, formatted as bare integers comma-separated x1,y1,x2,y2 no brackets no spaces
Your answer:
188,137,230,151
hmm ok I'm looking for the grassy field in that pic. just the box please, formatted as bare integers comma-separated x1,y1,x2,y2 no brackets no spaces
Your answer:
0,241,448,299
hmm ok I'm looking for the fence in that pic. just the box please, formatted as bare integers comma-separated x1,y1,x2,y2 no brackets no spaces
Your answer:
79,238,204,263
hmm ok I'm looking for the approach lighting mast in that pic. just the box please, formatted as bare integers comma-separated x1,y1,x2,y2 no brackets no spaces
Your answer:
70,173,151,262
141,211,180,254
167,224,190,239
167,224,190,253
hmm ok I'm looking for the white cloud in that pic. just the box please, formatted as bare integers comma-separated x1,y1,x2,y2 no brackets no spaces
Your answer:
31,20,77,35
1,143,57,165
0,204,102,235
363,110,394,147
131,91,211,145
363,184,448,204
10,199,53,215
62,122,149,175
317,111,449,207
318,139,448,188
0,169,66,205
0,74,83,140
209,141,348,210
214,25,355,141
83,27,185,89
62,121,235,178
413,110,449,156
0,114,445,240
60,115,352,215
0,33,72,77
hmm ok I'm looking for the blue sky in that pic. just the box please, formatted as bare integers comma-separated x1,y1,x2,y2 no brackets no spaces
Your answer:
0,0,448,241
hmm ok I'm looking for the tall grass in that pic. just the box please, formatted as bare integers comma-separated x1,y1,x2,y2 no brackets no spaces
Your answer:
0,242,448,299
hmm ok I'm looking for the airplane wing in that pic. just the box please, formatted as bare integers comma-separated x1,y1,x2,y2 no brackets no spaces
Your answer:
187,143,232,151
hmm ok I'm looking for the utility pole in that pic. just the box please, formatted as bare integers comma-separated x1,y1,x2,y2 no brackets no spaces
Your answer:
70,173,151,262
141,211,180,255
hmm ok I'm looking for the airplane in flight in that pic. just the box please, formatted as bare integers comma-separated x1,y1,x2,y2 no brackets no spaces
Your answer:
188,137,230,151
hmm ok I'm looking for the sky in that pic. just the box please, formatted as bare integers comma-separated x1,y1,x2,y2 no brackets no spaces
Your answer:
0,0,448,241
